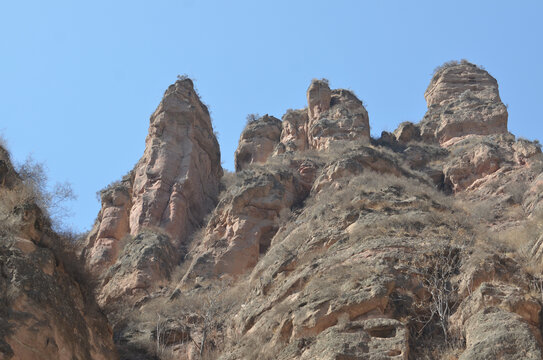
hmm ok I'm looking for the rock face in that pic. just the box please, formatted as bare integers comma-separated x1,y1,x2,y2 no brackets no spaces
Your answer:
183,164,311,281
85,175,133,274
307,79,332,119
112,67,542,360
83,78,222,302
459,308,542,360
234,115,282,171
0,147,116,360
18,63,543,359
278,79,370,153
279,109,310,152
98,231,176,306
420,61,508,144
129,78,222,241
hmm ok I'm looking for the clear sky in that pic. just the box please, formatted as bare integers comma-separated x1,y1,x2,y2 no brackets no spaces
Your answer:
1,1,542,232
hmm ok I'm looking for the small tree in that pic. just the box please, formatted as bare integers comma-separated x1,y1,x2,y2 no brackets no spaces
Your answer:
410,244,463,347
17,155,76,230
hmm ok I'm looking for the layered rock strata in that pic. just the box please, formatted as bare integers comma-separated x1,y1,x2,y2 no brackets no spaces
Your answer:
420,61,508,144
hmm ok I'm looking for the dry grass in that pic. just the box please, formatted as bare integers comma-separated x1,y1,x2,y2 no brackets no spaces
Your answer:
493,209,543,275
117,278,251,359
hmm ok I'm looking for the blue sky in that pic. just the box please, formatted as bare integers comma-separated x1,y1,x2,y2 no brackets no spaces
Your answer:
1,0,542,231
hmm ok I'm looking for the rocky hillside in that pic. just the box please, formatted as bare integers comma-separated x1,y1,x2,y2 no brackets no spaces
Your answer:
3,60,543,360
0,147,116,359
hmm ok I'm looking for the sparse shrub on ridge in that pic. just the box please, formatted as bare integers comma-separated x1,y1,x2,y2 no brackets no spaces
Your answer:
245,113,261,125
432,59,485,75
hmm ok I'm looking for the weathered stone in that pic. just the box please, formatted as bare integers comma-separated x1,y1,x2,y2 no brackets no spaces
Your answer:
0,147,116,360
420,61,508,143
234,115,282,171
459,308,543,360
393,122,420,144
183,167,307,280
83,78,222,304
129,79,222,242
98,231,176,306
307,89,370,149
280,109,310,152
307,79,332,120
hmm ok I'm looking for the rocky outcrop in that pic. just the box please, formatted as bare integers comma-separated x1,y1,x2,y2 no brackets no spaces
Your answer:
420,61,508,144
306,86,370,150
129,78,222,242
98,231,176,306
443,140,502,192
183,164,311,280
234,115,282,171
278,79,370,154
85,174,133,274
459,308,542,360
83,78,222,303
0,147,116,360
279,109,310,152
393,121,420,144
0,243,117,360
307,79,332,120
41,62,543,359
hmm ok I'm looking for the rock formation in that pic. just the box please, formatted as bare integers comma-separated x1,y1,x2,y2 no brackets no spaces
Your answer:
0,147,116,360
278,79,370,154
234,115,282,171
83,78,222,306
6,61,543,360
420,60,508,144
129,78,222,241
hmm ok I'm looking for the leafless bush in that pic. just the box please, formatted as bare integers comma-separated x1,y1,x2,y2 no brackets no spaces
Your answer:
219,169,237,194
17,155,76,230
0,134,8,151
125,278,249,359
409,243,465,355
245,113,261,125
432,59,472,74
311,77,329,86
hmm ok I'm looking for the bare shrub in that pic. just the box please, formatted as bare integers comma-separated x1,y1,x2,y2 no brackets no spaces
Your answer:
17,155,76,230
0,134,8,151
245,113,261,125
432,59,473,75
125,278,250,359
408,243,465,357
312,77,329,86
219,169,237,194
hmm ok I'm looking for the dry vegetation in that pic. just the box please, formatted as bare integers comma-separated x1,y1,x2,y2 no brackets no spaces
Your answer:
0,145,98,312
112,278,251,360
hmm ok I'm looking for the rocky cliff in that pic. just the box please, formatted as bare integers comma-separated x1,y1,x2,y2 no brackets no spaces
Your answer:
3,60,543,360
83,78,222,306
0,147,116,359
